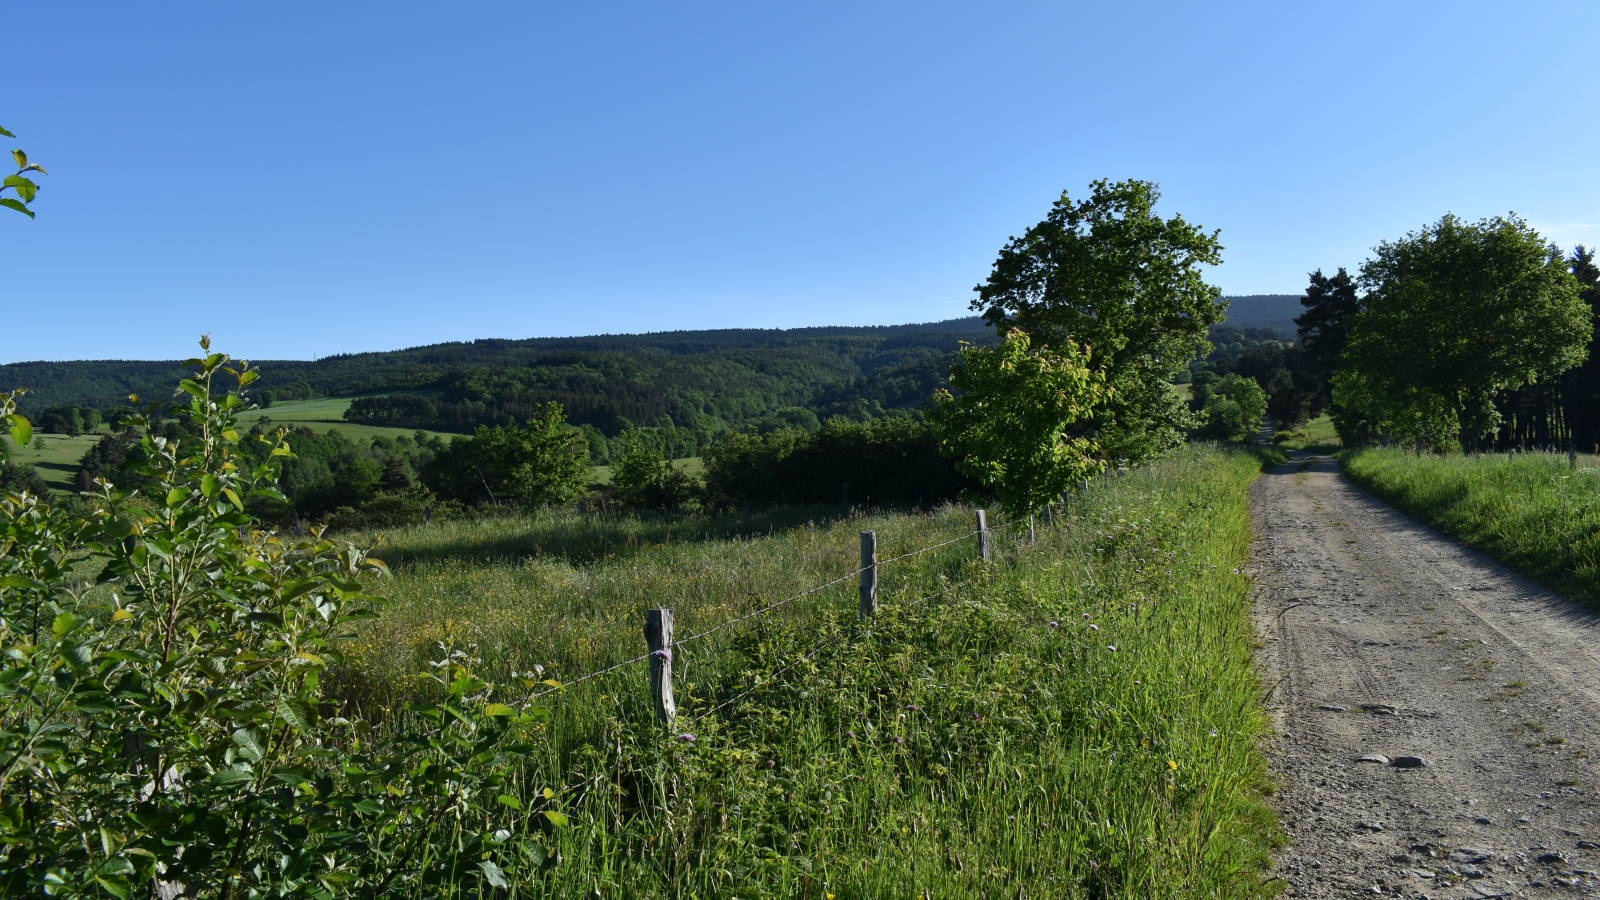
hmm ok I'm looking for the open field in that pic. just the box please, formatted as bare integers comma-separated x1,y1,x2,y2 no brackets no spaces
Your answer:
1,430,108,492
328,444,1276,897
1273,414,1340,451
587,455,704,486
236,393,460,444
1342,447,1600,604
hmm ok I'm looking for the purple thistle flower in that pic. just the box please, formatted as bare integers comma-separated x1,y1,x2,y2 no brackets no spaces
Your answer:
1089,624,1098,631
893,736,903,744
1048,621,1059,627
846,730,857,738
653,649,672,661
1106,645,1117,652
1082,613,1090,620
677,733,695,742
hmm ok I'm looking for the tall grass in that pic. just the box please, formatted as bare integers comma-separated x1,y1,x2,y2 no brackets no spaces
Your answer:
1342,447,1600,603
336,446,1276,897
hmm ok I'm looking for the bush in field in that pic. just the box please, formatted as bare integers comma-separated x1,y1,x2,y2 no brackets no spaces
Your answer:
421,401,589,507
0,345,557,898
702,415,977,508
1191,373,1267,441
609,431,700,510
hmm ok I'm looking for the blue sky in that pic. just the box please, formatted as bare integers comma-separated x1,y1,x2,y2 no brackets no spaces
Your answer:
4,1,1598,362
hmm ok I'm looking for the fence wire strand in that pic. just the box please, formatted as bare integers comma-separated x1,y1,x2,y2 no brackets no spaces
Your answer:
526,511,1039,700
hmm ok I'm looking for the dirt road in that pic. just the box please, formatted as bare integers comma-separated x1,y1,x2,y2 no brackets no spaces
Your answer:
1253,452,1600,898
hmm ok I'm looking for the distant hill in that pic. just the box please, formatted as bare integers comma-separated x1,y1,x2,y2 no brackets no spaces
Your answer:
0,317,993,420
1219,295,1303,339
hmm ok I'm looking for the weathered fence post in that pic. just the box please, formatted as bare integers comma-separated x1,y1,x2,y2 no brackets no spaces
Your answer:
644,609,676,725
859,530,877,618
424,506,431,524
1044,503,1053,529
976,510,990,562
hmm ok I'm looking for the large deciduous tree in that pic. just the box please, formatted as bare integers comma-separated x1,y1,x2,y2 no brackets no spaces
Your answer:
969,179,1225,462
929,329,1109,517
1333,214,1591,448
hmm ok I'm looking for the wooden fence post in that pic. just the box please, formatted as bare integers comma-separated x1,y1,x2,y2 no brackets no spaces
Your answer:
976,510,990,562
1044,502,1053,529
644,609,676,725
858,530,878,618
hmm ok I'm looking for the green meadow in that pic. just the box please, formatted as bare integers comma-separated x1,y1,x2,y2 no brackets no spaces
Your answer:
327,443,1277,897
1343,448,1600,604
1,430,106,492
236,393,460,445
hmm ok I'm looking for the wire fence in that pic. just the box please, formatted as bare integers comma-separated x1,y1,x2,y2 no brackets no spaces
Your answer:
524,511,1038,720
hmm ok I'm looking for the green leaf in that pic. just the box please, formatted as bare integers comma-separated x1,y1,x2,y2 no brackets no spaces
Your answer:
51,612,81,640
166,487,191,509
232,726,267,759
0,575,45,591
496,794,524,810
350,799,382,815
211,767,255,787
223,488,244,510
541,810,568,828
478,860,510,889
200,475,220,499
4,413,31,446
276,697,318,731
0,126,13,138
0,198,32,218
521,842,546,866
95,874,133,899
11,149,27,169
483,703,515,717
58,641,92,674
3,174,36,201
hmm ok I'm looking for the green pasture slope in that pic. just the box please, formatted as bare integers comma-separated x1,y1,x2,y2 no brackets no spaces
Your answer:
1,395,453,496
1343,448,1600,604
331,445,1278,897
1,430,106,492
236,394,457,444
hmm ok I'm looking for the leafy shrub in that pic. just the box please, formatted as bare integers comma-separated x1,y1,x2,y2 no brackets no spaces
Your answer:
609,432,701,510
420,402,589,508
0,347,556,898
702,415,980,509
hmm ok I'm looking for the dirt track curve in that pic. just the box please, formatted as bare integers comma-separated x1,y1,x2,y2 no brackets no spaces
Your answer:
1254,451,1600,898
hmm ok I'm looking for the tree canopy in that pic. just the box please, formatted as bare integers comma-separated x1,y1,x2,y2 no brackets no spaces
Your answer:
969,179,1225,462
930,330,1108,516
1333,214,1591,447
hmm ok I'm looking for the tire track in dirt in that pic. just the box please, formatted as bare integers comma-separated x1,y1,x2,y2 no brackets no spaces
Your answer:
1253,452,1600,898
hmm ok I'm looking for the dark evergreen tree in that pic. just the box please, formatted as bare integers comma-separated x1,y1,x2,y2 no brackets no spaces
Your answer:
1295,268,1361,398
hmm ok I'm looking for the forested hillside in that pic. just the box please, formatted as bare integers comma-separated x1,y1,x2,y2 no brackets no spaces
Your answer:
1219,294,1302,338
0,317,991,414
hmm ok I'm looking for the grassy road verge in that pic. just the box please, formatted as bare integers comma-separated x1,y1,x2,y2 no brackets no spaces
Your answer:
337,445,1276,897
1341,448,1600,604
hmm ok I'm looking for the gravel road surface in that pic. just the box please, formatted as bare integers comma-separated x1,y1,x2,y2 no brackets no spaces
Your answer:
1254,452,1600,898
